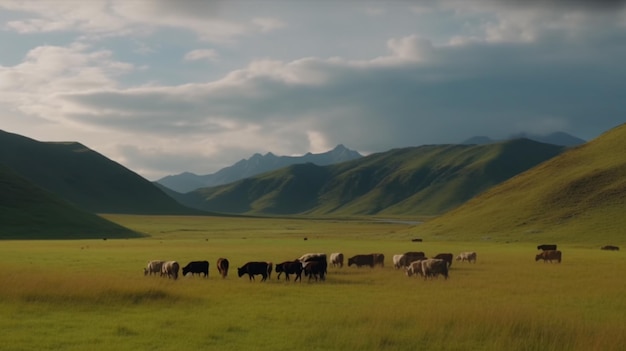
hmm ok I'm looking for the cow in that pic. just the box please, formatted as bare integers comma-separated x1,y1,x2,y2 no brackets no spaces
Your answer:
275,260,303,282
298,253,328,274
303,261,326,282
434,253,453,268
161,261,180,280
237,261,271,281
348,254,375,268
456,252,477,263
537,244,557,251
404,258,427,278
144,260,164,276
601,245,620,251
398,252,426,268
421,258,449,280
535,250,562,263
330,253,344,268
393,254,404,269
217,258,229,278
182,261,209,278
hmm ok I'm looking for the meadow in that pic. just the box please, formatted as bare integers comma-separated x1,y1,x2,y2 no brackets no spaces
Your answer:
0,215,624,351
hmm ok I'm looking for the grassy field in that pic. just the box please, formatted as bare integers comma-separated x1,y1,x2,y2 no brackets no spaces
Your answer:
1,215,624,351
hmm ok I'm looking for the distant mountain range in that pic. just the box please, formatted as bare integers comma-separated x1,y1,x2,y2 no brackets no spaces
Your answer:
461,131,585,146
171,138,565,216
156,144,363,193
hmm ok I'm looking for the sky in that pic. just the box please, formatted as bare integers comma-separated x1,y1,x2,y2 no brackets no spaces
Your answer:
1,1,626,180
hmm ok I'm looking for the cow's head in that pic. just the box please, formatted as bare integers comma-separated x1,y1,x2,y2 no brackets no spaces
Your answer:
237,267,245,277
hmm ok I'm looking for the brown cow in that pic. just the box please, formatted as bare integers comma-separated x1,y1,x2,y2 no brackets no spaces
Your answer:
601,245,620,251
372,253,385,267
303,261,326,281
420,258,449,280
535,250,562,263
217,258,229,278
404,258,428,278
398,252,426,268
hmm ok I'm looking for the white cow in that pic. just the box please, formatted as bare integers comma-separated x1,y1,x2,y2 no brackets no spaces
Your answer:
456,252,477,263
330,253,344,268
393,254,404,269
144,260,164,276
161,261,180,280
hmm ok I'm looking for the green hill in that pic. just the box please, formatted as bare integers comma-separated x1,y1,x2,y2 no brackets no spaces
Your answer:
415,123,626,245
0,130,202,215
181,139,564,216
0,165,140,239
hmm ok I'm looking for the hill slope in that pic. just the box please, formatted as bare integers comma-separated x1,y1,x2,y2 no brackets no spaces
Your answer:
0,165,140,239
416,123,626,245
0,130,201,215
157,144,362,193
179,139,564,216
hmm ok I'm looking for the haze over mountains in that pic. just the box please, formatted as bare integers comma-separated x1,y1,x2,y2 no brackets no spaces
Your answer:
157,144,362,193
462,131,585,147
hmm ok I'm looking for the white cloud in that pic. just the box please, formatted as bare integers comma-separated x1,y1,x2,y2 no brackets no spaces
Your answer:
252,17,286,33
184,49,219,62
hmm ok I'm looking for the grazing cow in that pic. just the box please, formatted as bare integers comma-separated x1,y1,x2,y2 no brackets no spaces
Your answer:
535,250,562,263
298,253,328,274
398,252,426,268
182,261,209,278
330,253,344,268
237,261,271,281
276,261,303,282
404,258,427,278
393,254,404,269
434,253,453,268
144,260,164,276
348,254,375,268
372,253,385,267
217,258,229,278
421,258,449,280
537,244,557,251
303,261,326,282
161,261,180,280
456,252,477,263
601,245,620,251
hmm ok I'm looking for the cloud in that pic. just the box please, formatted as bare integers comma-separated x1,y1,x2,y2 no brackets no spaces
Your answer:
184,49,219,62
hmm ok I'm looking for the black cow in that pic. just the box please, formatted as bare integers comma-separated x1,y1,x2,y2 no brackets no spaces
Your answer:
601,245,620,251
275,260,303,282
537,244,557,251
434,253,454,268
182,261,209,277
237,261,271,281
348,254,375,268
298,253,328,274
303,261,326,282
217,258,229,278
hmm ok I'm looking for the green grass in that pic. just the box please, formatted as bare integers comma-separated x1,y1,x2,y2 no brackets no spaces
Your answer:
0,215,624,350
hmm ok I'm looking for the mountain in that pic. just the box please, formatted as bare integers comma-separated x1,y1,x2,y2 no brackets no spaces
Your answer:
176,139,564,216
0,130,202,215
417,123,626,244
461,131,585,146
0,164,140,239
156,144,363,193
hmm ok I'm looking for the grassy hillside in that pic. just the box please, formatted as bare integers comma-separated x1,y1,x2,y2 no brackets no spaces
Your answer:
0,130,201,215
0,165,140,239
415,123,626,245
182,139,564,216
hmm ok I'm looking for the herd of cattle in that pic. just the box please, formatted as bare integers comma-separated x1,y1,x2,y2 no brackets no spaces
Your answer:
143,243,619,282
142,251,480,282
